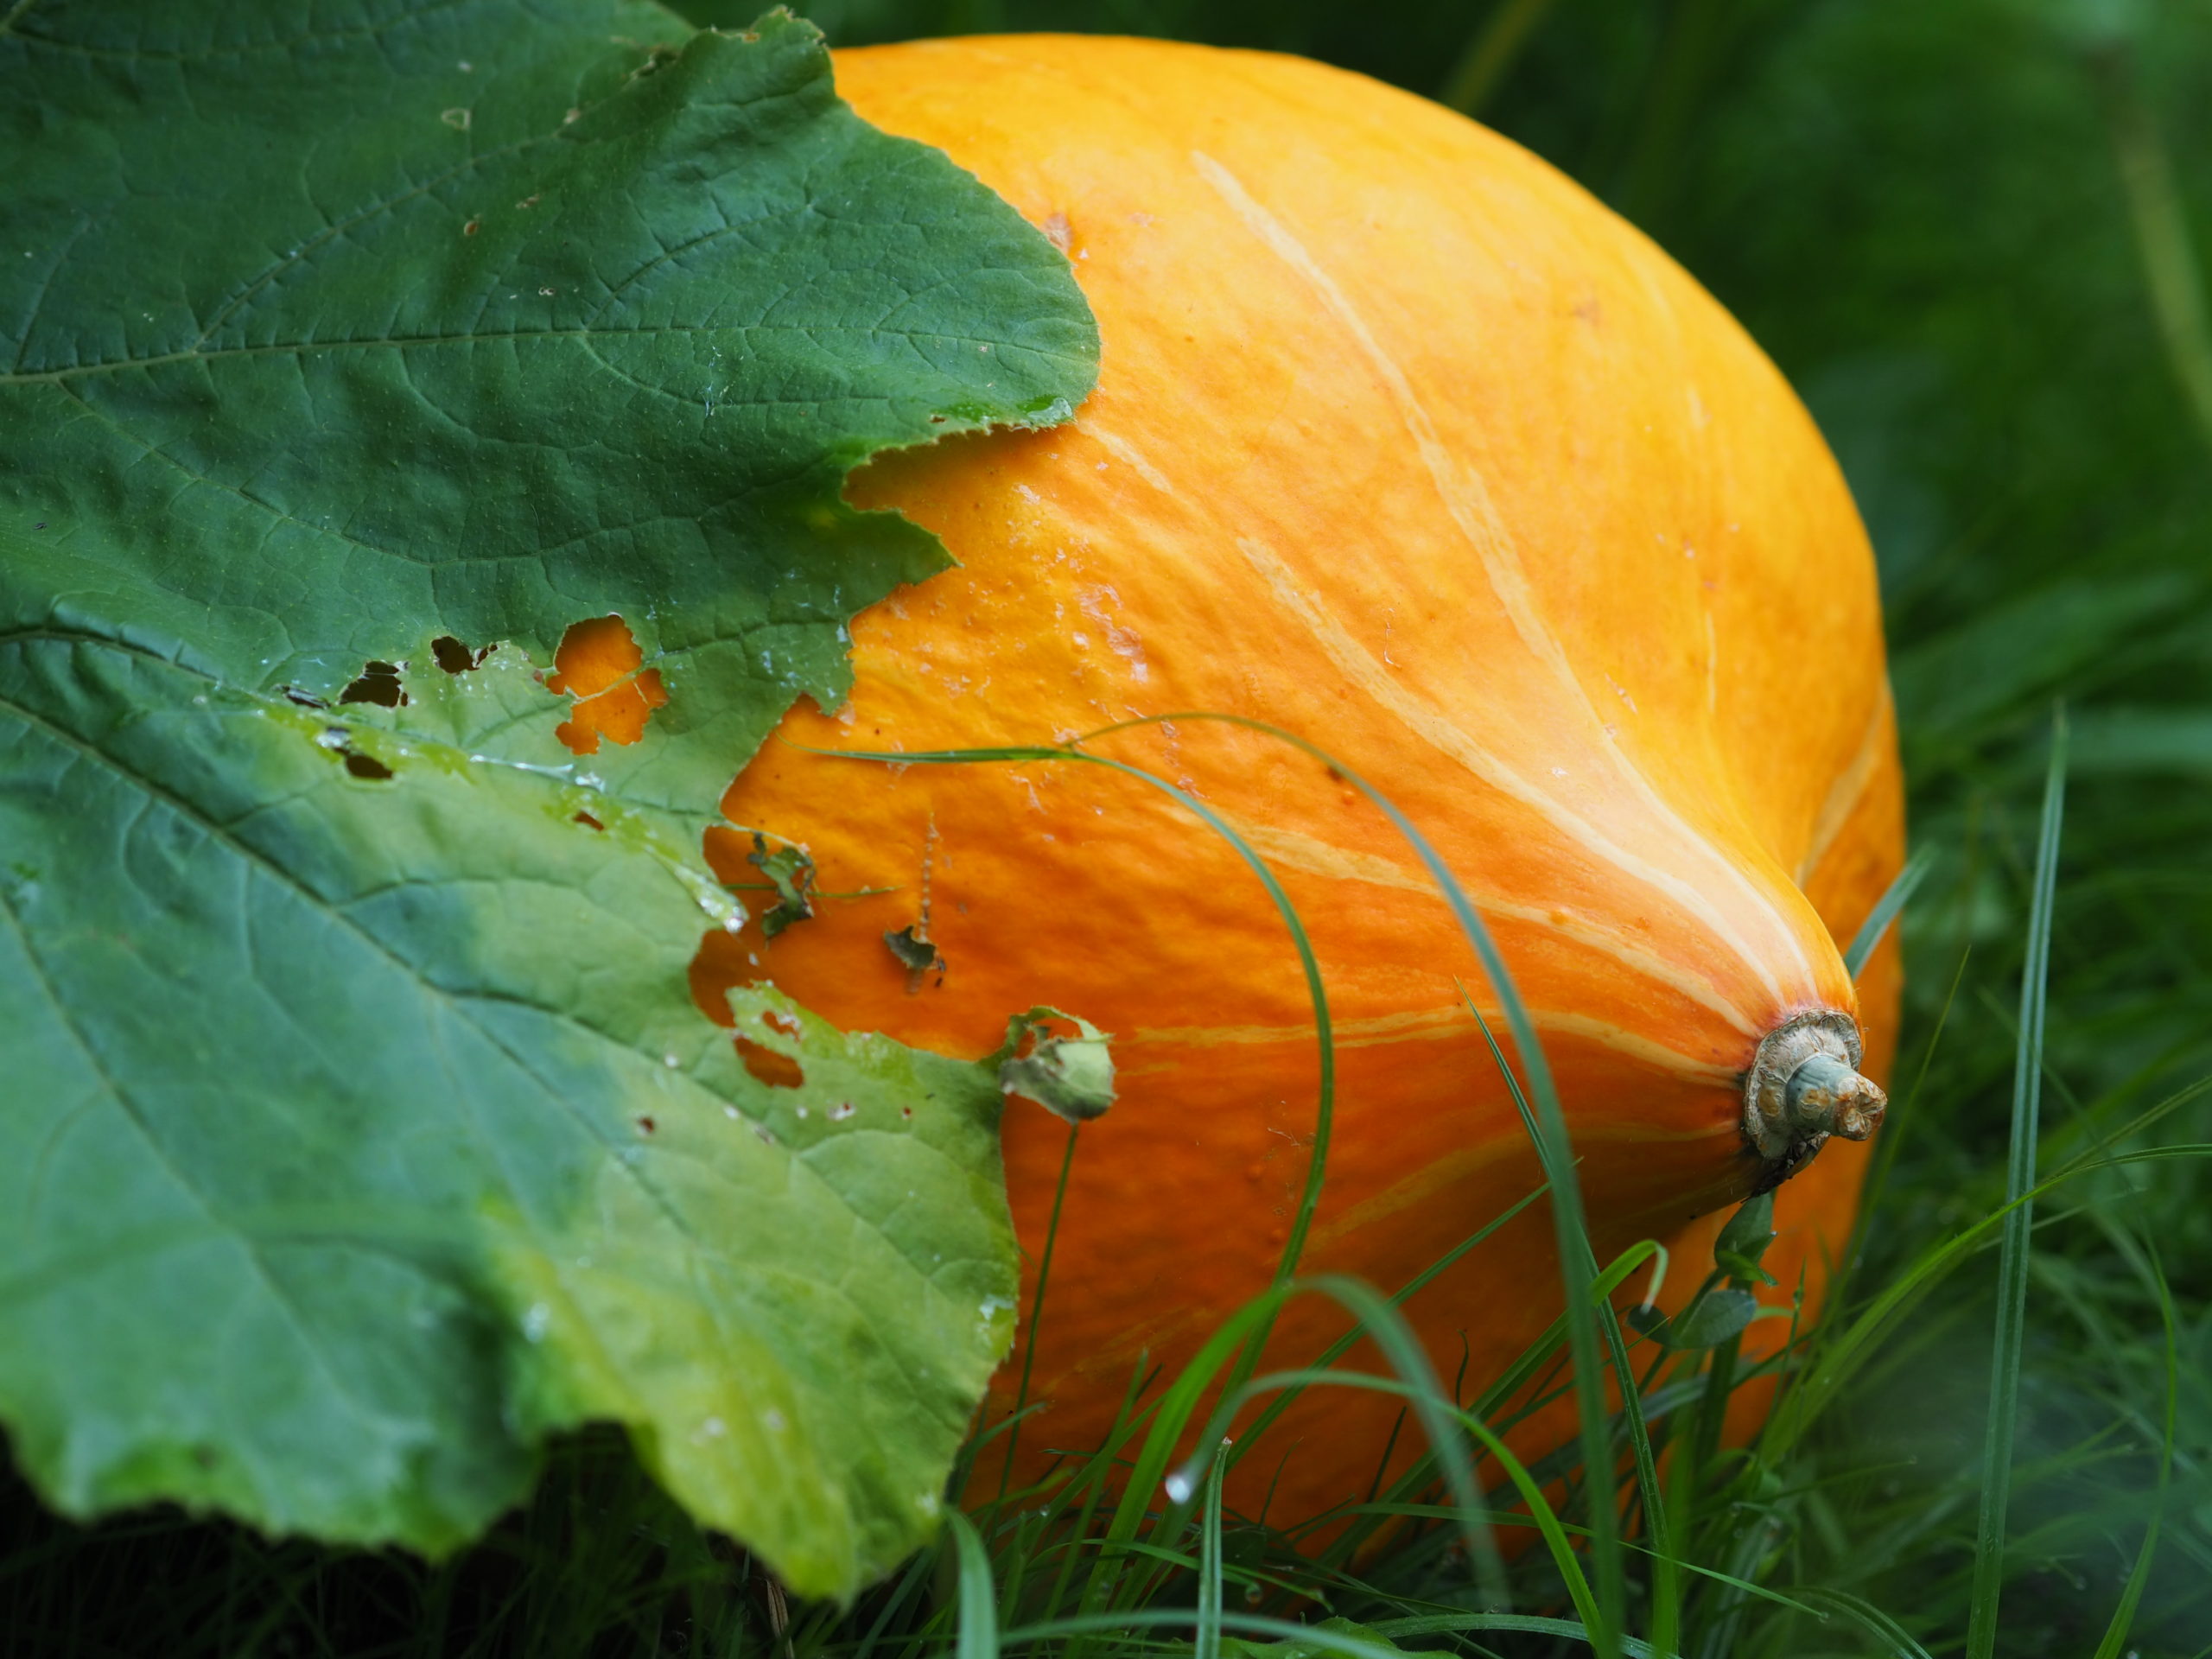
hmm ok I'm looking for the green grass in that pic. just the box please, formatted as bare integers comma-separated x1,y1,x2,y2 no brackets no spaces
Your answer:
7,0,2212,1653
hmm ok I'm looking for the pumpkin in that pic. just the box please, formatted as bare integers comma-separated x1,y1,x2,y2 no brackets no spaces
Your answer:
571,34,1905,1529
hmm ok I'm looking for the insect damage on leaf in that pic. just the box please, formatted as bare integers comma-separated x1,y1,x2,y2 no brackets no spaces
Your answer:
431,636,495,674
993,1006,1116,1124
339,661,408,708
550,615,668,755
746,834,817,938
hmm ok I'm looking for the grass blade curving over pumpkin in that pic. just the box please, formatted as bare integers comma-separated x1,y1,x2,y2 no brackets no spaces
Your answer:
1187,1363,1594,1633
798,740,1336,1298
1461,990,1678,1649
1083,710,1630,1651
814,719,1632,1647
796,738,1346,1630
1167,1277,1510,1608
1224,1185,1552,1465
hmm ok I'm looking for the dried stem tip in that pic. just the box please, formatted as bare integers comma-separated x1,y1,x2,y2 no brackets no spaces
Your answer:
1743,1010,1887,1173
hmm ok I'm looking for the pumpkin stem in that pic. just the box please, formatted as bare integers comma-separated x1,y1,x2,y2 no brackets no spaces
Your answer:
1742,1010,1887,1180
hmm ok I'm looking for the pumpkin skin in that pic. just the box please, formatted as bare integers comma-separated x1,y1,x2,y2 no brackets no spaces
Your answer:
666,35,1904,1527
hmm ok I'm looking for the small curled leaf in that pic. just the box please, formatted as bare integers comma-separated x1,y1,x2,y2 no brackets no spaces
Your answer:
1714,1189,1779,1287
994,1006,1116,1123
884,924,948,988
1660,1287,1758,1351
747,833,817,938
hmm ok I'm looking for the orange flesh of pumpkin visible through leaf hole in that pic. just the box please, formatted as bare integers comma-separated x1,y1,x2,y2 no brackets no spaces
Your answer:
672,36,1897,1538
549,614,666,753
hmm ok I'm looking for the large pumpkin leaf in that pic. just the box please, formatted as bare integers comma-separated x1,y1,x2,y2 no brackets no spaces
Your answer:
0,0,1096,1600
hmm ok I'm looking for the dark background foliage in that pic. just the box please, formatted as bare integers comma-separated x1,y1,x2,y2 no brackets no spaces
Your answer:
7,0,2210,1652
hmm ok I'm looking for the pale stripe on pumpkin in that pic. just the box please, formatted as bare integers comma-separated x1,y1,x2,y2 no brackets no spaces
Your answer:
1192,150,1820,1002
1218,815,1761,1037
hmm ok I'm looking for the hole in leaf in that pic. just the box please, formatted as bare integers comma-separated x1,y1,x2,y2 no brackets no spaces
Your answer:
432,635,493,673
282,686,329,709
344,751,394,781
339,661,407,708
687,932,750,1027
573,810,605,831
636,1115,656,1135
549,614,667,755
734,1037,804,1090
761,1008,802,1039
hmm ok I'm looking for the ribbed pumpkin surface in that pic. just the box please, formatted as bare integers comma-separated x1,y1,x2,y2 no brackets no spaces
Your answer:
667,35,1904,1525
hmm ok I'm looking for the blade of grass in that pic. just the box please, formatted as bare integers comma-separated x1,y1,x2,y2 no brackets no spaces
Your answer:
2105,54,2212,452
1964,708,2068,1659
799,738,1338,1628
992,1124,1082,1508
852,1545,938,1659
1341,1505,1822,1617
1079,710,1625,1655
2089,1241,2178,1659
1224,1184,1548,1470
1194,1440,1230,1659
1851,943,1972,1244
819,716,1616,1646
1844,845,1933,979
1004,1605,1677,1658
1461,990,1677,1649
1038,1357,1160,1631
1181,1364,1593,1633
1440,0,1561,117
1765,1140,2212,1464
1085,1287,1294,1618
1310,1242,1662,1576
1785,1586,1936,1659
804,739,1335,1302
945,1512,998,1659
1170,1276,1509,1609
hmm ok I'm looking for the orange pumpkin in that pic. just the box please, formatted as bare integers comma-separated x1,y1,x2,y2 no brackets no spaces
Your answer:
569,35,1904,1529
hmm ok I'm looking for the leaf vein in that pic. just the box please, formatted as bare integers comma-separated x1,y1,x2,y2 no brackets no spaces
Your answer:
1,315,1090,386
0,877,409,1460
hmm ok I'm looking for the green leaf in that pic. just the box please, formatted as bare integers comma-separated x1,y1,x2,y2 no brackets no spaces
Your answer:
0,0,1095,1600
0,618,1022,1596
0,0,1095,823
883,923,948,985
1713,1189,1779,1287
1221,1617,1410,1659
746,832,818,938
993,1007,1117,1126
1661,1288,1759,1351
